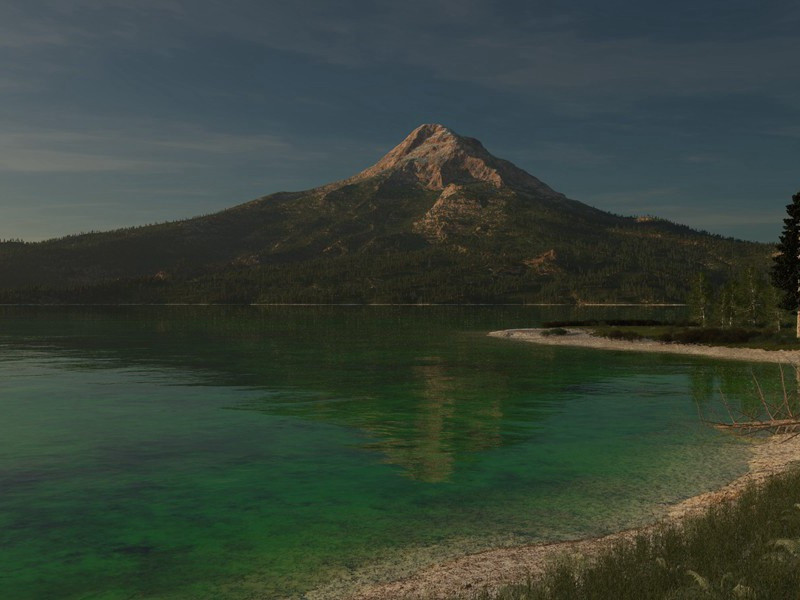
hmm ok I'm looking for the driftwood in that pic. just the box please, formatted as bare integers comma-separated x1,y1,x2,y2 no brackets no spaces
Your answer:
700,364,800,441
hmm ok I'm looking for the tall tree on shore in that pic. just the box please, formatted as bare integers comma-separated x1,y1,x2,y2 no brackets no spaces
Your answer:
771,190,800,338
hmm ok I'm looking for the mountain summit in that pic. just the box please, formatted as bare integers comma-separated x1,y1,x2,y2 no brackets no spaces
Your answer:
0,124,768,304
342,124,562,197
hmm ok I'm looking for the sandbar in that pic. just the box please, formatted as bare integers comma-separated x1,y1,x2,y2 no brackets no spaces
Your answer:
488,328,800,364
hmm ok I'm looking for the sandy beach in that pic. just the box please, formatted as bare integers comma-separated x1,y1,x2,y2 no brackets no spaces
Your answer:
488,328,800,364
339,330,800,600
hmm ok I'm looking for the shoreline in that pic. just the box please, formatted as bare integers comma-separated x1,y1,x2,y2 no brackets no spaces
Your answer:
338,330,800,599
345,434,800,600
488,327,800,364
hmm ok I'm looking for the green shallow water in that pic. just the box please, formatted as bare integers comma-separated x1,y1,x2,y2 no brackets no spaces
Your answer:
0,307,787,599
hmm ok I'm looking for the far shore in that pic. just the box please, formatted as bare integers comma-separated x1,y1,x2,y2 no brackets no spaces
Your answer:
488,327,800,364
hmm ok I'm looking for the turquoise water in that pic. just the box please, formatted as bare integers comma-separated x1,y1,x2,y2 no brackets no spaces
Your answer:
0,307,784,599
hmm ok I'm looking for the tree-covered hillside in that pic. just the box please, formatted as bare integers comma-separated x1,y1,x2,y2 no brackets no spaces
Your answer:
0,124,771,304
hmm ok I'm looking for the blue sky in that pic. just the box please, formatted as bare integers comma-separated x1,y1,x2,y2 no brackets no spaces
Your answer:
1,0,798,242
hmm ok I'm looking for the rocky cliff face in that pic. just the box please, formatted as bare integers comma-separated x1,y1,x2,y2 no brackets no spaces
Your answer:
321,123,567,242
412,182,511,241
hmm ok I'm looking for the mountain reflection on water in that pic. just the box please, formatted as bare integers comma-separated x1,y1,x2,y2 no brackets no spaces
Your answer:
1,305,789,485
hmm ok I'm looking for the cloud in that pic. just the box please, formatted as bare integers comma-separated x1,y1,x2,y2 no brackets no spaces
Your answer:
766,125,800,138
481,36,799,96
0,77,40,92
0,120,319,173
589,187,681,208
149,131,293,155
0,29,69,48
3,0,798,108
588,187,782,227
511,141,615,167
657,207,782,226
161,2,800,104
683,154,722,164
0,149,170,173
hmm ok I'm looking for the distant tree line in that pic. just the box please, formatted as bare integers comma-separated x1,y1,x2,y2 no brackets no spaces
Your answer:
0,185,771,306
688,269,782,330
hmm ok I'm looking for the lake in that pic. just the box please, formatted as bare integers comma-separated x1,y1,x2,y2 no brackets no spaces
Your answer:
0,306,781,599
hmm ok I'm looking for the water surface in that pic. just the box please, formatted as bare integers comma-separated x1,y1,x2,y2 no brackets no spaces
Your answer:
0,307,780,598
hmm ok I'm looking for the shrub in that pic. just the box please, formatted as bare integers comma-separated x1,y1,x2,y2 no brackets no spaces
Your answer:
602,329,644,341
540,327,569,337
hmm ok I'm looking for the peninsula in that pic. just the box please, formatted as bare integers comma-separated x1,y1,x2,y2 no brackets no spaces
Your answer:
489,328,800,364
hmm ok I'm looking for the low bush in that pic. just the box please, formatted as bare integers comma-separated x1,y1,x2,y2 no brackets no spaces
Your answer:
601,329,644,341
540,328,569,337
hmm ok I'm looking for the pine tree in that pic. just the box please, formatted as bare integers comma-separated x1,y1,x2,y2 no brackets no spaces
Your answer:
771,190,800,337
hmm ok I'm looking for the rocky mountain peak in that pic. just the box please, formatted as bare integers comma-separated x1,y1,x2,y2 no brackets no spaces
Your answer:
341,123,563,198
379,123,466,161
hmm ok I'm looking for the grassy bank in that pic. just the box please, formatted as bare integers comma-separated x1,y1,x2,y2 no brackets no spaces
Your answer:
460,466,800,600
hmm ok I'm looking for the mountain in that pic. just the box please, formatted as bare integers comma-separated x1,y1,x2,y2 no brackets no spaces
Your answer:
0,124,770,304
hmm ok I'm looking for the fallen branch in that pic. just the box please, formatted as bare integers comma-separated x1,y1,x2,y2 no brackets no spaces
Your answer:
699,364,800,440
710,419,800,435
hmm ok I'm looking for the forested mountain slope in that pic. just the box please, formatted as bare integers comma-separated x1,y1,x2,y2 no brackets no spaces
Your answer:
0,124,769,304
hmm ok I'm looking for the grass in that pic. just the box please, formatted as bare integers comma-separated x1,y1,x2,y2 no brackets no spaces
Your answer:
456,466,800,600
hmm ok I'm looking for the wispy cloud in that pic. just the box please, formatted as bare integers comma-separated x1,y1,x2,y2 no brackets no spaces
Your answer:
149,130,293,155
170,3,800,104
589,187,681,209
512,141,615,167
647,205,784,229
766,125,800,138
0,148,171,173
588,188,782,228
0,120,321,173
683,154,722,165
3,1,798,105
0,29,69,49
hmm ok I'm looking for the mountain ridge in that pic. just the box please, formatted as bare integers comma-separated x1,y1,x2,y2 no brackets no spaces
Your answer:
0,124,770,304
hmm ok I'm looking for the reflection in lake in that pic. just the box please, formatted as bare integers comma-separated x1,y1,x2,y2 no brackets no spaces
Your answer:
690,361,800,424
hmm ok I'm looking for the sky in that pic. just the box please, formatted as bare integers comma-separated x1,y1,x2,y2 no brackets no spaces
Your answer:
1,0,798,243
